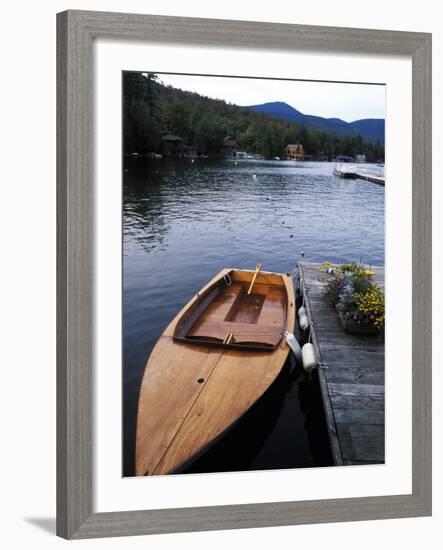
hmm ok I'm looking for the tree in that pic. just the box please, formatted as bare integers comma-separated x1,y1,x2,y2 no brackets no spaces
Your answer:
122,72,385,160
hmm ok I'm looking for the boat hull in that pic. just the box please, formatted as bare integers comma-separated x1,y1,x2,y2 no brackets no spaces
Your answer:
135,268,295,476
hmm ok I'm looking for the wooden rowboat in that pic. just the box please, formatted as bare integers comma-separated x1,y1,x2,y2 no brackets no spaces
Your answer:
135,267,296,476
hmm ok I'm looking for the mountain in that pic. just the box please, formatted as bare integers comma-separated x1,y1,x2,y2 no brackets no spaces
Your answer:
348,119,385,143
248,101,384,143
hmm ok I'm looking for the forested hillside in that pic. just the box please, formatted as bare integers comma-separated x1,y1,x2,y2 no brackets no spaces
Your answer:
123,72,385,161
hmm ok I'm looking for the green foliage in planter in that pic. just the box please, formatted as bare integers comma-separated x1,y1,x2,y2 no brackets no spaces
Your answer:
324,262,384,329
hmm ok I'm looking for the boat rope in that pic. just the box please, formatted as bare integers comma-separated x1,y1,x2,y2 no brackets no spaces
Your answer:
223,273,232,286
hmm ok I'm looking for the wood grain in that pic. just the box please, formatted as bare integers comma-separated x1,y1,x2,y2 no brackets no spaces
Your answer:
175,271,289,349
135,339,224,476
136,269,295,476
154,343,291,474
299,262,385,466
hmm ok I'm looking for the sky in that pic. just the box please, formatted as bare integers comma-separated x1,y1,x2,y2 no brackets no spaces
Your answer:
157,73,385,123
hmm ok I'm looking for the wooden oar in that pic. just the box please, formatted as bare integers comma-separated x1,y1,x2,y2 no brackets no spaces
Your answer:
247,263,262,295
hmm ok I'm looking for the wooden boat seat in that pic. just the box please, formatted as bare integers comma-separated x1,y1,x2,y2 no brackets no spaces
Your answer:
186,283,286,347
196,283,244,322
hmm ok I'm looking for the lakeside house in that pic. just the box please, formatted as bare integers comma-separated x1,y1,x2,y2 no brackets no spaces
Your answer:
221,136,240,158
285,143,305,160
162,134,197,158
162,134,184,156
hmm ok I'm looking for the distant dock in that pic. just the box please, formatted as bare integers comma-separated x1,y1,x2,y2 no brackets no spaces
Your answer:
333,164,385,186
355,170,385,186
298,262,385,466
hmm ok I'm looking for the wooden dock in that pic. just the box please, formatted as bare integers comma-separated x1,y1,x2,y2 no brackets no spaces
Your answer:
355,171,385,186
333,164,385,185
298,262,385,466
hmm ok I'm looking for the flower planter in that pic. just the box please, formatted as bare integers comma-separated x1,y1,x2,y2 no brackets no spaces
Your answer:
324,262,385,336
337,311,381,335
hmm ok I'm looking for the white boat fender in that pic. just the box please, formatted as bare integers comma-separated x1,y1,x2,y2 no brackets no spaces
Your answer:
302,342,318,373
284,331,302,364
298,306,309,331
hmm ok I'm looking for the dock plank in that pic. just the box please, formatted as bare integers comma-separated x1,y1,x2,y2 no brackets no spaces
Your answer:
329,393,384,410
299,262,385,466
325,367,385,386
335,423,385,462
333,407,385,425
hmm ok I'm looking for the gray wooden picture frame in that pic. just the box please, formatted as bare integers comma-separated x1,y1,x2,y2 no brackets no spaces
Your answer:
57,10,432,539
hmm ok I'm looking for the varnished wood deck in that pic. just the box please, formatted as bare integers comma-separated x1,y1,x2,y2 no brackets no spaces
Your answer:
136,269,296,476
298,262,385,466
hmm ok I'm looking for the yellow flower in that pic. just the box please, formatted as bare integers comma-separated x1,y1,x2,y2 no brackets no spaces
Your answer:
354,287,385,326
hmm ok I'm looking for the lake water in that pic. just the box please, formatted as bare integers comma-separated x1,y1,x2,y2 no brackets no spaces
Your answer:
123,158,385,476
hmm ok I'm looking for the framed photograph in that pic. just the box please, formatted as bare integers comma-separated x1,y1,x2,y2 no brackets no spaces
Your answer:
57,10,432,539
